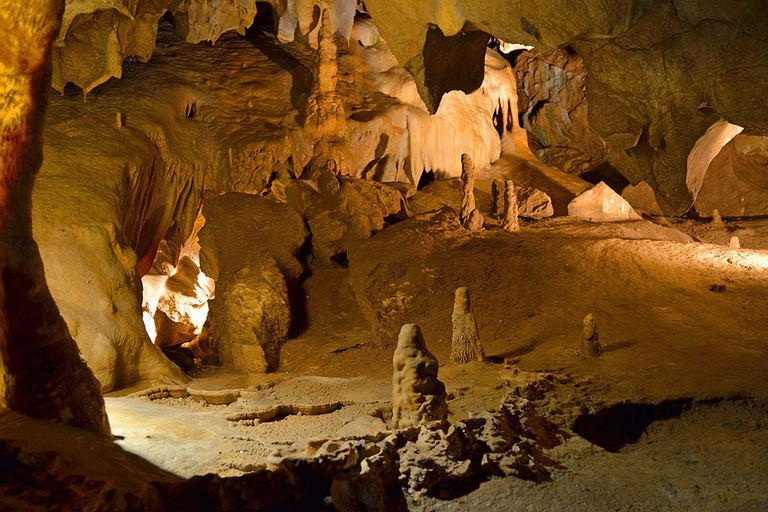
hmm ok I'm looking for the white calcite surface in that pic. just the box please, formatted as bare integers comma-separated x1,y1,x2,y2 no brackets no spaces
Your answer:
568,182,641,222
349,19,523,184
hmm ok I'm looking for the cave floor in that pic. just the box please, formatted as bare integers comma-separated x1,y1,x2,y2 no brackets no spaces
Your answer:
105,212,768,509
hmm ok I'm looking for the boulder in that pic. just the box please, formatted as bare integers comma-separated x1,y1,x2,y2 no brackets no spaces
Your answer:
517,186,554,220
209,260,290,373
568,182,641,222
199,193,307,373
622,181,664,216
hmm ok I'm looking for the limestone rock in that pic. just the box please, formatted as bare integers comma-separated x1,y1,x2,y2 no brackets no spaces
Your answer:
450,288,485,363
622,181,664,217
465,209,484,232
397,424,476,496
581,313,602,358
211,262,290,373
491,180,505,219
459,154,483,231
568,182,641,222
306,178,407,266
516,186,554,220
199,193,307,373
363,0,768,213
392,324,448,429
694,134,768,217
514,48,612,175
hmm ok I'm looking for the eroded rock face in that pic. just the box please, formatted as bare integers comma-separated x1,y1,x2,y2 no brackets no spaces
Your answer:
516,186,554,220
695,134,768,217
514,47,612,176
392,324,448,429
53,0,359,94
581,313,602,358
0,0,110,434
363,0,768,213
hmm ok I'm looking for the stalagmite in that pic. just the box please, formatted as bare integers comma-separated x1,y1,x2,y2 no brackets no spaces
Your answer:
392,324,448,429
712,209,724,225
729,236,741,249
460,154,484,231
502,180,520,233
581,314,602,358
450,288,485,363
492,180,505,219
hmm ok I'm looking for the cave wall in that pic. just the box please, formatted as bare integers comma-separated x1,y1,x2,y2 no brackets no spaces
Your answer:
513,47,612,176
0,0,110,434
363,0,768,213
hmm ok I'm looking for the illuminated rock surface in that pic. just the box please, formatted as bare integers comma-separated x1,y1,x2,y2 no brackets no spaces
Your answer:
568,182,642,222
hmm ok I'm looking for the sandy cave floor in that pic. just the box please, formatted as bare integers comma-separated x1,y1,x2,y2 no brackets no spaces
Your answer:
105,206,768,510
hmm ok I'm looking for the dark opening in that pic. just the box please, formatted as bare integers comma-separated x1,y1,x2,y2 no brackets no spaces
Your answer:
330,251,349,269
253,2,278,33
184,102,196,118
417,170,435,190
572,399,696,452
493,107,504,136
580,162,630,193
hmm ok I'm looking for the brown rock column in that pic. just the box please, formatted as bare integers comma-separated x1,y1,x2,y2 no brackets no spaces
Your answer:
0,0,110,434
502,181,520,233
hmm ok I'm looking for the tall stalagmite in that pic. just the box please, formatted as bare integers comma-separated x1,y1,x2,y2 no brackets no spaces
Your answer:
0,0,110,434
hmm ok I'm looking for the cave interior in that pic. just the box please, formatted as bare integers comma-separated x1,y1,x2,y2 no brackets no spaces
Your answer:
1,0,768,510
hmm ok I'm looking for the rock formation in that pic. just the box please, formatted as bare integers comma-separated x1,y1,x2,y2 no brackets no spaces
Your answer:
392,324,448,429
514,47,613,176
622,181,664,217
303,8,351,187
502,180,520,233
363,0,768,213
459,154,483,231
568,182,641,222
492,180,504,219
450,287,485,363
0,0,109,435
694,133,768,217
581,314,602,358
517,186,553,220
198,193,307,373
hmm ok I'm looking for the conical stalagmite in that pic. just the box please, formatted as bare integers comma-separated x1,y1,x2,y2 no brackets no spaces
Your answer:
392,324,448,428
581,313,602,357
451,287,485,363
